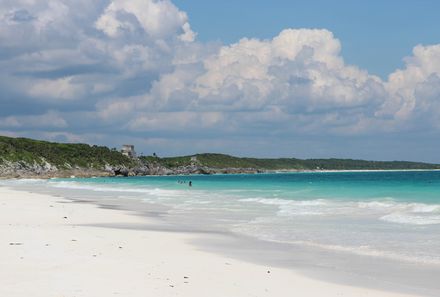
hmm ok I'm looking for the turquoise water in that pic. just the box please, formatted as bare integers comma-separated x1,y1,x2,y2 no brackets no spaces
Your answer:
64,170,440,203
6,170,440,265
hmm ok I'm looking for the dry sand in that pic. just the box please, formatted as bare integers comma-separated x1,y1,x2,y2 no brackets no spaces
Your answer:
0,186,424,297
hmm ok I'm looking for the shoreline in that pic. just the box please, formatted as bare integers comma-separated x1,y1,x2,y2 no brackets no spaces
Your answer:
1,167,440,180
0,184,434,297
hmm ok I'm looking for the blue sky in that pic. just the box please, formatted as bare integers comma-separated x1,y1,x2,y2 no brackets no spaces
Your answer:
1,0,440,162
174,0,440,79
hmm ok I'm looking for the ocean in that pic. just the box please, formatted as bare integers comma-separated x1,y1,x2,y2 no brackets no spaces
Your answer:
4,170,440,266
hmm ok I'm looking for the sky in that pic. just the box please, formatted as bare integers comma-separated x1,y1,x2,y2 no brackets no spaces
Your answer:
174,0,440,79
1,0,440,162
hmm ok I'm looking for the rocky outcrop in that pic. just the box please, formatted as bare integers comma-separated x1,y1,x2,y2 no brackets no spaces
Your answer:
0,159,115,179
0,157,263,179
0,159,58,178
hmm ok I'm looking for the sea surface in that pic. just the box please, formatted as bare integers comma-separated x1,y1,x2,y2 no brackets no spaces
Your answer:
4,171,440,266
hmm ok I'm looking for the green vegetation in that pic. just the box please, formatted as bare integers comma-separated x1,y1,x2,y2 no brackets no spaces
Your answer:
140,153,440,171
1,135,439,172
0,136,134,169
294,159,440,170
141,155,193,168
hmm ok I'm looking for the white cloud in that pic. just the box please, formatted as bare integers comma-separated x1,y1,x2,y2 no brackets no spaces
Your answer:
179,22,196,42
95,0,195,41
27,77,86,101
381,44,440,121
191,29,385,113
1,0,440,159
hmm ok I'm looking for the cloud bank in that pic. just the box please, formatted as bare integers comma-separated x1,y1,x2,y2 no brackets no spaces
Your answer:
1,0,440,160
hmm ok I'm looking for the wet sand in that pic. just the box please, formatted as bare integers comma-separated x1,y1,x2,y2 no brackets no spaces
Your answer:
0,186,428,297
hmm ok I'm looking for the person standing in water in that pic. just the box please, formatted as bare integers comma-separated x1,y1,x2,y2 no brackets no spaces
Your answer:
189,181,192,187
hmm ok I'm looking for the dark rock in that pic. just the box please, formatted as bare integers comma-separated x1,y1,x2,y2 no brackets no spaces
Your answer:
114,167,129,177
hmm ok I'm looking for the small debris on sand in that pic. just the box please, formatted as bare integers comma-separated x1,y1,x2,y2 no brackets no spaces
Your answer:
9,242,23,245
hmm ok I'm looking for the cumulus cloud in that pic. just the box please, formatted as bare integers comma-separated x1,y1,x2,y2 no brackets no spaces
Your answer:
1,0,440,160
124,28,388,136
95,0,195,41
0,0,195,106
381,44,440,125
193,29,385,112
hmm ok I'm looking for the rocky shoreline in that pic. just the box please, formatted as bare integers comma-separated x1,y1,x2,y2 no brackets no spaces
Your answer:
0,158,264,179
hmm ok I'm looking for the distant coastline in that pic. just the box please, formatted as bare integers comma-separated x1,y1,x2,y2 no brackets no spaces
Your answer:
272,168,440,173
1,135,440,179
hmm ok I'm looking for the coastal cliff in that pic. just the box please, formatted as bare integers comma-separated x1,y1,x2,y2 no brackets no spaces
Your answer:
0,157,261,178
1,135,439,179
0,136,261,178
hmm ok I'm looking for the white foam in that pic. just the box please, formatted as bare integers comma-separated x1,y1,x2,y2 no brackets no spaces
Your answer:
240,196,440,225
0,178,45,185
380,213,440,225
48,181,185,197
240,197,328,206
359,201,440,213
411,204,440,213
357,201,396,209
358,201,440,225
242,198,357,217
233,220,440,265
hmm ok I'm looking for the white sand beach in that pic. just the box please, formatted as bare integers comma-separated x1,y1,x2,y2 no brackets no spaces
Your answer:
0,186,425,297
